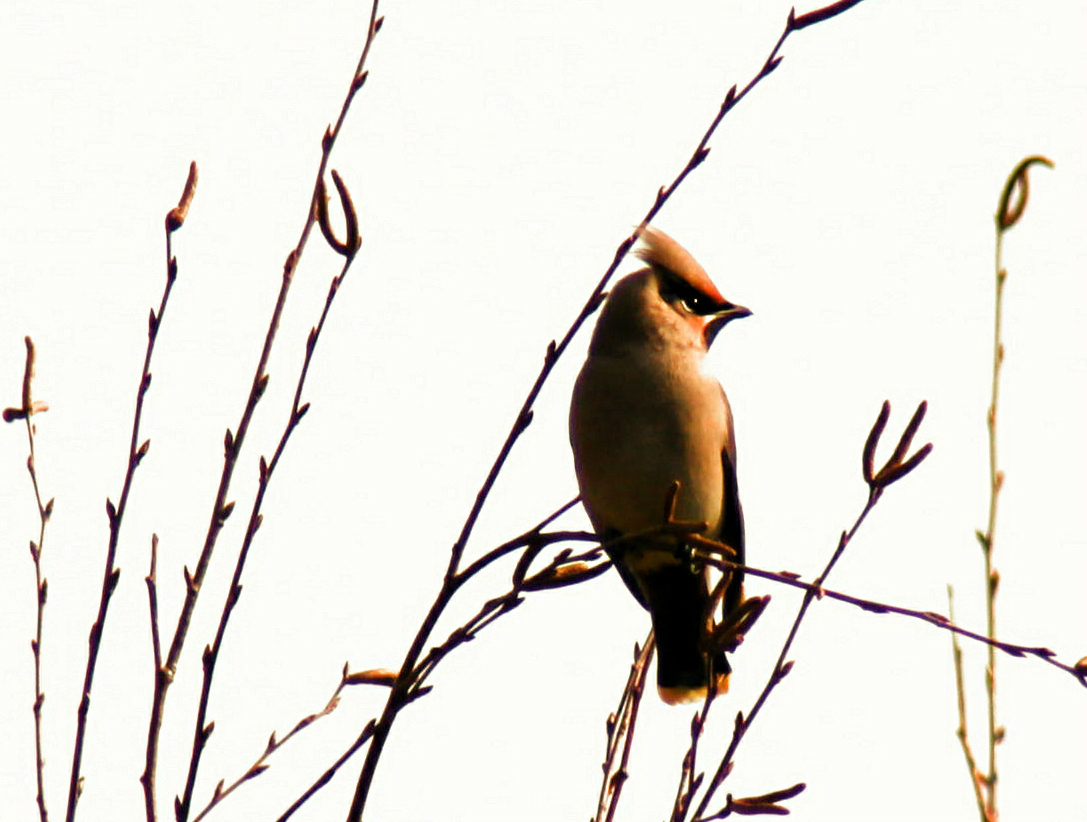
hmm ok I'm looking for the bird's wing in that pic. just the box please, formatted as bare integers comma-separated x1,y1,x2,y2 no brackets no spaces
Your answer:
718,394,745,619
599,528,652,610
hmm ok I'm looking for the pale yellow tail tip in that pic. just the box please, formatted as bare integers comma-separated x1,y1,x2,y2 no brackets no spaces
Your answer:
658,674,730,705
658,685,706,705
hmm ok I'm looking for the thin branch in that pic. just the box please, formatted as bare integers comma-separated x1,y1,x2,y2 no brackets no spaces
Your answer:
980,189,1007,822
345,1,870,816
140,6,382,820
190,665,354,822
595,635,654,822
972,154,1053,820
689,401,931,822
276,722,377,822
4,336,53,822
179,183,364,822
411,545,609,696
65,160,195,822
691,548,1085,685
670,684,715,822
948,587,991,822
283,499,591,819
145,535,164,687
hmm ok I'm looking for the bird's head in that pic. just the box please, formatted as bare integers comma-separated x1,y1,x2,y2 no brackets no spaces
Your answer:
589,228,751,356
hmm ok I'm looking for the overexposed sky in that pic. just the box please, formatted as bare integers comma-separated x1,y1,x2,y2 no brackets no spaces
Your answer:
2,1,1085,821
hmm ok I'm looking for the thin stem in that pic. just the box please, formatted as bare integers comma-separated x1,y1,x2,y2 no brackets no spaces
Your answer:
692,549,1081,683
669,685,715,822
67,160,189,822
13,336,52,822
141,7,381,819
691,487,882,822
981,226,1004,818
687,396,935,821
191,666,352,822
272,501,581,819
179,256,358,818
597,634,654,822
948,586,991,822
344,505,580,819
965,153,1052,818
276,722,376,822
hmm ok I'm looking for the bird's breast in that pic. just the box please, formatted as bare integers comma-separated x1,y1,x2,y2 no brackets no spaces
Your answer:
570,351,729,540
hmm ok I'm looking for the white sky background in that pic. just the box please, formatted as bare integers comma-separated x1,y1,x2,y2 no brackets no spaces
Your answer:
1,0,1085,820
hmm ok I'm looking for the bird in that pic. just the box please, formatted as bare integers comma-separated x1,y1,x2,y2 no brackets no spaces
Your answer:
569,227,750,704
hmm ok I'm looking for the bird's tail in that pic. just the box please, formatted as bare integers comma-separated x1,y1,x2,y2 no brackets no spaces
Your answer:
641,563,727,705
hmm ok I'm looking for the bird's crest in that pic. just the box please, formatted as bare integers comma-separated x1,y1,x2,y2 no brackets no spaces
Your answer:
635,227,726,306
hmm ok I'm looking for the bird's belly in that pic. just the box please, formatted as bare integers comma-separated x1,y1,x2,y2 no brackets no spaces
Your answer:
571,360,725,538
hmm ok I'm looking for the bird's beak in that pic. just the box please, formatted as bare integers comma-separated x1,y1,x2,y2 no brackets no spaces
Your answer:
704,302,752,346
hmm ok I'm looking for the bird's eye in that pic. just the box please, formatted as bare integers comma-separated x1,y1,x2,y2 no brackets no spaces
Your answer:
660,278,715,315
680,294,710,314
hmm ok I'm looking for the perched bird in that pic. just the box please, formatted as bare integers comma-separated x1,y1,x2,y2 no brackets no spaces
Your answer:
569,228,750,704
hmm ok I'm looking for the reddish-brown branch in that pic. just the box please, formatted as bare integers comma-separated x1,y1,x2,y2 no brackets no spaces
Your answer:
688,401,930,821
670,683,716,821
595,635,654,822
5,336,53,822
276,722,377,822
140,6,382,820
190,665,354,822
691,548,1085,686
65,161,194,822
179,239,360,819
281,501,592,819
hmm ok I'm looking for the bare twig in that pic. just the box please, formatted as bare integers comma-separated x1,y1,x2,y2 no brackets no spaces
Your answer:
595,634,654,822
140,7,382,821
708,783,807,820
285,499,589,818
190,665,354,822
62,160,195,822
4,336,53,822
690,549,1085,685
953,153,1053,822
411,544,609,696
179,141,366,822
670,683,715,822
346,2,871,816
948,587,991,822
688,401,931,821
276,721,377,822
145,533,164,679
